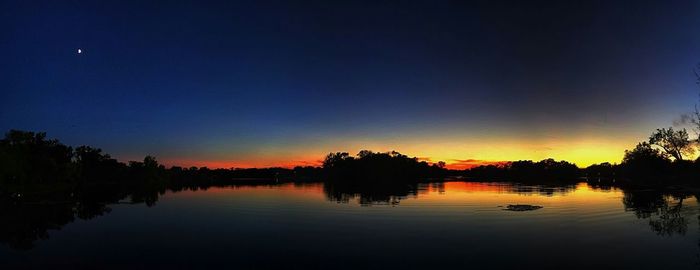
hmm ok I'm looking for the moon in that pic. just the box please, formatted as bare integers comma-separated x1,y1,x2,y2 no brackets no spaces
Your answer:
77,48,82,54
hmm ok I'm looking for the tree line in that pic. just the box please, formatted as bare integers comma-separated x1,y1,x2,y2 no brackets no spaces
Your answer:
322,150,447,181
0,129,453,201
0,130,325,201
464,126,700,184
465,116,700,184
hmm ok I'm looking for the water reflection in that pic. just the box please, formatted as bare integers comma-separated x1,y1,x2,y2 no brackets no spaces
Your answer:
323,181,422,205
0,180,294,250
0,200,75,250
3,180,700,258
322,180,579,206
621,189,698,237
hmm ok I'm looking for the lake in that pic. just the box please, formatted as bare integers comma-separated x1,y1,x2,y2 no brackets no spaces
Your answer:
2,181,699,269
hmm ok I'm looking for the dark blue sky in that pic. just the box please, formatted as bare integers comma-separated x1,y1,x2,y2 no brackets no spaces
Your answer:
2,0,700,167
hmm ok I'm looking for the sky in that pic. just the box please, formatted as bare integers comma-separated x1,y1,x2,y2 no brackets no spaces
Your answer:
2,0,700,169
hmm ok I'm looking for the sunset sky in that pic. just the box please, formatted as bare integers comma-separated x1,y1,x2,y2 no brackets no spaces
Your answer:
2,1,700,169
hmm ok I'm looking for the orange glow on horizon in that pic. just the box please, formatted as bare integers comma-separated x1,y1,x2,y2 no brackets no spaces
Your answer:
155,132,650,169
161,158,323,169
162,157,507,170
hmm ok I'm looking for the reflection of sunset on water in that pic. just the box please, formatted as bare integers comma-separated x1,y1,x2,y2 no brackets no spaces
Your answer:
164,181,623,210
410,182,623,210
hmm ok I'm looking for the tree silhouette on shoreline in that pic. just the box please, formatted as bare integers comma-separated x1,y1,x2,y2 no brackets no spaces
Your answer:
322,150,447,181
649,127,694,161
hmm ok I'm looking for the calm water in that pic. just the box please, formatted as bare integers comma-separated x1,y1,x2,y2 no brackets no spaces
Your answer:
2,181,700,269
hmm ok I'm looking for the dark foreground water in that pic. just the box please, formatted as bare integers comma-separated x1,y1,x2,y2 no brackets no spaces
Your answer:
2,181,700,269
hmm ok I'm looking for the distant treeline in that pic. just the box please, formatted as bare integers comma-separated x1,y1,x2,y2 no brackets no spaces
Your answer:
322,150,447,181
0,130,453,198
4,126,700,195
465,127,700,184
0,130,324,199
465,159,579,182
4,126,700,192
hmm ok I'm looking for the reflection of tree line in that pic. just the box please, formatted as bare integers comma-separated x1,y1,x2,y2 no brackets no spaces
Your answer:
4,179,698,250
617,187,700,267
322,181,578,206
593,184,700,267
621,188,697,237
0,181,320,250
324,181,426,205
332,181,700,252
587,182,700,239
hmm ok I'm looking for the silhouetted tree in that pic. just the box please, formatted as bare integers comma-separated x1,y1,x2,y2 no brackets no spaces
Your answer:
648,127,693,161
466,158,578,182
322,152,353,169
0,130,74,187
357,150,374,159
323,150,446,181
584,162,617,179
621,142,672,181
74,145,127,183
